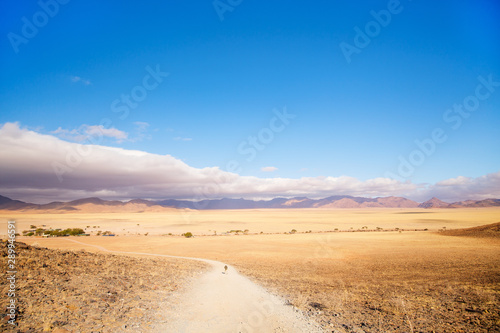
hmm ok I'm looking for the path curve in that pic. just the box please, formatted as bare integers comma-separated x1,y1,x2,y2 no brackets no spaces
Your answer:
64,239,325,332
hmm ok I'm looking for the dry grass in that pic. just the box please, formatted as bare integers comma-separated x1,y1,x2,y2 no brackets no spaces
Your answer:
440,221,500,239
230,234,500,332
5,208,500,332
2,207,500,237
0,241,207,332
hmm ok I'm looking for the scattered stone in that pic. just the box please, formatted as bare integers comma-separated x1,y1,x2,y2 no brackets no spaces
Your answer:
0,242,207,332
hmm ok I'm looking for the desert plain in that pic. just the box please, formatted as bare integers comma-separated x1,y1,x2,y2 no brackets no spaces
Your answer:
2,207,500,332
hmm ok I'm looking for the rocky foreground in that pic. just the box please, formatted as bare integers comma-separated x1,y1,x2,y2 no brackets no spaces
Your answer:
1,241,207,332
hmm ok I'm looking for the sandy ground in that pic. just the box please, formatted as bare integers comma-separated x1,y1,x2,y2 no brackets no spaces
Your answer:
62,239,325,333
4,208,499,331
20,229,500,332
2,207,499,237
0,241,207,332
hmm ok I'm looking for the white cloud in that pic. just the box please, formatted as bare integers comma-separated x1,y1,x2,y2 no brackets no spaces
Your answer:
134,121,150,130
435,175,471,186
52,125,128,143
85,125,128,142
417,172,500,202
130,122,151,142
70,76,91,85
0,122,498,204
261,166,278,172
51,127,82,141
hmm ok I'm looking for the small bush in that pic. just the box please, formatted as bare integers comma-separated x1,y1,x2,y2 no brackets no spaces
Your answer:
183,232,193,238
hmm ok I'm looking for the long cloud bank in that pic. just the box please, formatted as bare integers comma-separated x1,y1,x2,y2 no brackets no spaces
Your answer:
0,122,499,204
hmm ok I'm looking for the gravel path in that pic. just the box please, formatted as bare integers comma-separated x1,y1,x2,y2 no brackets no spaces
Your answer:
65,239,325,333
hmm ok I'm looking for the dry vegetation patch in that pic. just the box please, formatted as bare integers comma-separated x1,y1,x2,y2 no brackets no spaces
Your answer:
229,236,500,332
4,210,500,332
1,241,207,332
440,222,500,239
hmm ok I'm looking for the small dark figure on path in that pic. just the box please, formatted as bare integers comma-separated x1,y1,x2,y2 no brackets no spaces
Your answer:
224,265,228,274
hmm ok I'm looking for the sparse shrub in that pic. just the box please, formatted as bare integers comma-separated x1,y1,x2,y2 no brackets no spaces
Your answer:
26,232,34,236
30,225,36,229
291,229,297,234
71,228,85,235
35,228,44,236
183,232,193,238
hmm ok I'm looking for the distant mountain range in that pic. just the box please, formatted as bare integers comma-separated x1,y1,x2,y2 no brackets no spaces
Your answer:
1,195,499,212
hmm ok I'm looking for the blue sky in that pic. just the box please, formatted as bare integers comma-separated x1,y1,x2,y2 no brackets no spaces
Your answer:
0,1,499,203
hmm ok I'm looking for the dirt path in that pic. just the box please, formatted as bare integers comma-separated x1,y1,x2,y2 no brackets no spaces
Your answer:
64,239,325,333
